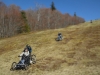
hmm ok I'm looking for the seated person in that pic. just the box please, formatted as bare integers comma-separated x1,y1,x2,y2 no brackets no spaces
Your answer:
26,44,32,55
57,33,62,41
19,48,30,64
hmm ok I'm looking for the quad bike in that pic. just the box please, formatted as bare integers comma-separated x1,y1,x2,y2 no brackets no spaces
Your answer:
10,54,36,71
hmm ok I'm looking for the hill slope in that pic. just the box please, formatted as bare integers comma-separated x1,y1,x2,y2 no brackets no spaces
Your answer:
0,20,100,75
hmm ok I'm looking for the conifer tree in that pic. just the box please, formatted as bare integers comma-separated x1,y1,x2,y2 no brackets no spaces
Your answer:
21,11,30,32
51,2,56,11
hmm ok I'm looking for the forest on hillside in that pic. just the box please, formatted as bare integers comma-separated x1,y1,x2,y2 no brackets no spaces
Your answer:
0,1,85,38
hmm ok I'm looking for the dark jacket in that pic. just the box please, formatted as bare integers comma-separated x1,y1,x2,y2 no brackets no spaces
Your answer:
26,46,32,54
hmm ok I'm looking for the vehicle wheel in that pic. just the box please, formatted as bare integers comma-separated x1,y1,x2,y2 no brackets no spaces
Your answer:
31,55,36,64
24,64,28,70
55,38,58,41
31,54,36,58
10,62,17,71
31,58,36,64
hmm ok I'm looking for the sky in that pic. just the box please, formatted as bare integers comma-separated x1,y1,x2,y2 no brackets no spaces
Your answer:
1,0,100,21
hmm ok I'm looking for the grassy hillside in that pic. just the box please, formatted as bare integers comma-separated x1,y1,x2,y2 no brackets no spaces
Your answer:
0,20,100,75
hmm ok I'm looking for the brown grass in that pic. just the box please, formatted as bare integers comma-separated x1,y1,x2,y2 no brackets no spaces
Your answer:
32,57,67,71
0,20,100,75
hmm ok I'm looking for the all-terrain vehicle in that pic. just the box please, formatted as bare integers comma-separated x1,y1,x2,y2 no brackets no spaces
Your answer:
10,54,36,71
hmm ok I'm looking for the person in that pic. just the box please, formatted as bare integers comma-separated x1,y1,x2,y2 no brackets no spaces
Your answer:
26,44,32,55
57,33,62,41
19,48,30,64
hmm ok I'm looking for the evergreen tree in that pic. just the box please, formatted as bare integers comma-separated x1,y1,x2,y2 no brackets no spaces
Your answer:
21,11,30,32
74,12,76,17
90,20,92,23
51,2,56,11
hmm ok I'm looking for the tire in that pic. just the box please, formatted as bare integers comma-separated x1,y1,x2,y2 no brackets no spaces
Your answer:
31,58,36,64
10,62,17,71
31,55,36,64
55,37,61,41
31,54,36,58
24,64,28,70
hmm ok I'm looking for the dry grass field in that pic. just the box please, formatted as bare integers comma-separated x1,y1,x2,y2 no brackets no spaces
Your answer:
0,20,100,75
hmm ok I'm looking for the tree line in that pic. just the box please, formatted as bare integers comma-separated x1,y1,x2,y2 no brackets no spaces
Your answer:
0,1,85,38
